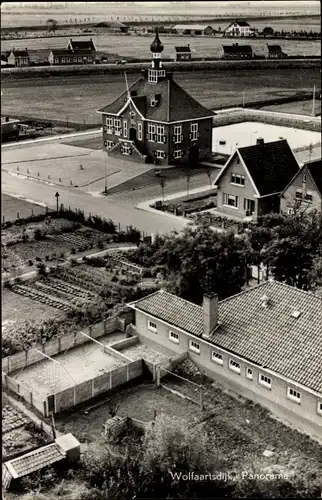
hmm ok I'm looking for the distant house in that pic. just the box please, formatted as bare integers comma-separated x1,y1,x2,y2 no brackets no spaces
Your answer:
94,21,128,33
213,139,300,220
266,44,287,59
280,159,322,214
7,49,30,67
66,38,97,52
48,49,94,65
222,43,253,59
173,45,192,61
224,20,254,37
173,24,213,36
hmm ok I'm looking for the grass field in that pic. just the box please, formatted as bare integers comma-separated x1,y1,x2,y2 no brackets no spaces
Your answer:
1,33,321,59
2,68,320,125
1,194,47,222
262,98,321,115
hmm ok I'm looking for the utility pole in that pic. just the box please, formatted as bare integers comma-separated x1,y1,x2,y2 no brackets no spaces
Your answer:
242,91,245,108
312,85,316,116
55,192,60,212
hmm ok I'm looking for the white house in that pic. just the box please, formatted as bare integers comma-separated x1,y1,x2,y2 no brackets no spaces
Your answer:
224,20,254,37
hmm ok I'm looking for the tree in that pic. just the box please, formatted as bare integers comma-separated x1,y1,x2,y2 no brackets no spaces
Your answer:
46,18,58,32
262,26,274,36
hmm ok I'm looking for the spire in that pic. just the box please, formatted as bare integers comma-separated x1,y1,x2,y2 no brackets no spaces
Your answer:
150,30,164,53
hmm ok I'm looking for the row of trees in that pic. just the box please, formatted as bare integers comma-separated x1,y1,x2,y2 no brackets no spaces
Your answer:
127,212,322,304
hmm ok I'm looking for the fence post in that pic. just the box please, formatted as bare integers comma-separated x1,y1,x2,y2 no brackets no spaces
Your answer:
73,386,76,406
25,350,28,367
156,365,161,387
127,364,130,382
58,336,61,353
110,371,112,390
89,325,92,337
199,390,204,412
91,378,95,399
17,212,19,219
103,319,107,334
30,392,33,406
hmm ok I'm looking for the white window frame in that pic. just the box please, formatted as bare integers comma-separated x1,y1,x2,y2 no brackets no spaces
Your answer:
54,58,59,64
287,207,294,215
189,340,200,354
156,150,165,159
246,367,253,380
223,193,239,209
148,70,158,83
212,351,223,365
148,320,157,333
148,123,156,142
66,57,71,63
259,373,271,389
287,387,301,404
174,125,182,144
295,190,302,199
114,118,121,136
190,122,198,141
123,120,128,138
138,123,143,141
317,402,322,416
169,330,179,344
105,140,114,149
88,56,92,62
78,56,82,62
105,117,113,133
231,173,245,186
61,57,65,63
173,150,183,159
73,56,77,62
156,125,164,144
229,359,241,374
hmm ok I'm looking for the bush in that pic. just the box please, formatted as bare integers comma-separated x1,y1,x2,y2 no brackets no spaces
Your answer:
71,248,76,254
97,239,105,249
35,256,42,262
70,257,78,266
34,228,47,240
111,275,118,282
60,252,65,258
45,255,50,261
37,262,47,276
28,259,33,266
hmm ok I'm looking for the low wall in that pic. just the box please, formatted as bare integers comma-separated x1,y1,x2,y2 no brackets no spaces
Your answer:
109,336,139,351
213,108,321,132
3,372,46,416
50,359,143,415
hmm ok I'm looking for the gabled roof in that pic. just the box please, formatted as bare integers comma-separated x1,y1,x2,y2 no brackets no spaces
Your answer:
10,50,29,57
67,39,96,51
173,24,212,31
129,281,322,392
267,44,282,51
6,443,64,478
97,75,215,123
229,20,251,27
281,158,322,197
50,49,93,57
175,46,191,53
214,140,300,197
223,45,253,53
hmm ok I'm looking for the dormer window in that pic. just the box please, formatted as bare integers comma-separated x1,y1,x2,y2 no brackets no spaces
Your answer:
150,97,158,107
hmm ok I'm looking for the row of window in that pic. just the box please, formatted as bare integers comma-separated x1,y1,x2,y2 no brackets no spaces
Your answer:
295,190,313,202
54,56,92,64
231,173,245,186
223,193,255,212
147,320,322,415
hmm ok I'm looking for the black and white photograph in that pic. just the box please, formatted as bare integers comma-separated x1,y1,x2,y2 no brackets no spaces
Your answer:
1,1,321,498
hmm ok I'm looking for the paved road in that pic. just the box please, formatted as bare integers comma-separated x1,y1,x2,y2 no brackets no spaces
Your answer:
2,171,188,235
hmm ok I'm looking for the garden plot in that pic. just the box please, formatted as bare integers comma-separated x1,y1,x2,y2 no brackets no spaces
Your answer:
37,277,98,301
11,332,127,399
11,283,72,312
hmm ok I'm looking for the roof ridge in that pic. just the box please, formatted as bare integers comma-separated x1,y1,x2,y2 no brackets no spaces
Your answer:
158,289,202,310
100,76,144,110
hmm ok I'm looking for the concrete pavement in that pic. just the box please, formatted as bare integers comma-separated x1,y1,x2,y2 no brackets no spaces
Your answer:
2,171,188,236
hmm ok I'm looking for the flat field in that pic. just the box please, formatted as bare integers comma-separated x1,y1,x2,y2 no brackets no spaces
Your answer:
1,34,320,59
1,193,47,222
2,68,320,125
262,98,321,115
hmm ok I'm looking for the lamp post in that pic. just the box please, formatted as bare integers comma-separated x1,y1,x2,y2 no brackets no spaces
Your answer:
104,156,108,194
55,192,60,212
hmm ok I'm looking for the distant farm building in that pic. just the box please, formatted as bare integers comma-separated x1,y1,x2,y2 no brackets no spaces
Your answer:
7,49,30,67
266,44,288,59
48,49,95,65
224,20,254,37
66,38,97,52
222,43,253,59
94,21,129,33
173,45,192,61
173,24,213,36
1,117,20,141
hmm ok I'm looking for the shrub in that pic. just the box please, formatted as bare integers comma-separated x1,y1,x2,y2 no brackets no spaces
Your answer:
34,228,47,240
111,275,118,282
45,255,50,261
37,262,47,276
35,256,42,262
97,238,104,249
28,259,33,266
71,248,76,254
70,257,78,266
60,252,65,258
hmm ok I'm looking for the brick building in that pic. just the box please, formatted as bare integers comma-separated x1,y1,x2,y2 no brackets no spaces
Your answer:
222,43,253,59
97,32,214,166
48,49,94,65
128,281,322,434
213,139,300,220
173,45,192,61
8,49,30,67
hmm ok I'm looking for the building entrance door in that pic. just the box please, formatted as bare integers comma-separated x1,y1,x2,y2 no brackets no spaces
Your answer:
188,145,199,167
129,127,137,141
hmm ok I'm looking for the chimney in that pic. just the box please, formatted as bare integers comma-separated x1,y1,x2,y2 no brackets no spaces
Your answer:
202,293,218,338
256,137,264,145
261,294,269,308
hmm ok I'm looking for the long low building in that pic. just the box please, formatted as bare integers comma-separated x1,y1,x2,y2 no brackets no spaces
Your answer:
128,280,322,436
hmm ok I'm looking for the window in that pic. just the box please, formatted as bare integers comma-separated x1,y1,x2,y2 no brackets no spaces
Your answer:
229,359,241,374
223,193,238,208
219,140,226,146
295,190,302,199
287,207,294,215
169,331,179,344
318,402,322,416
189,340,200,354
106,117,113,133
148,70,158,83
148,320,157,333
287,387,301,403
156,150,165,159
138,123,143,141
305,193,313,202
78,57,82,62
174,125,182,144
244,198,255,214
156,125,164,143
114,118,121,136
61,57,65,63
88,57,92,62
303,173,307,183
73,56,77,62
148,123,156,142
259,374,271,389
66,57,71,63
231,173,245,186
246,368,253,380
173,150,183,159
123,120,128,138
212,351,223,365
121,143,131,155
190,123,198,141
104,140,114,149
54,58,59,64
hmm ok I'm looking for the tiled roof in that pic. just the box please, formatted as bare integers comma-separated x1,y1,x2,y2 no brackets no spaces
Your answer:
68,39,96,51
234,20,251,27
98,75,215,122
267,44,282,51
7,444,64,478
173,24,212,31
223,45,253,53
175,46,192,52
306,159,322,194
50,49,93,57
11,50,29,57
239,139,300,196
129,282,322,392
